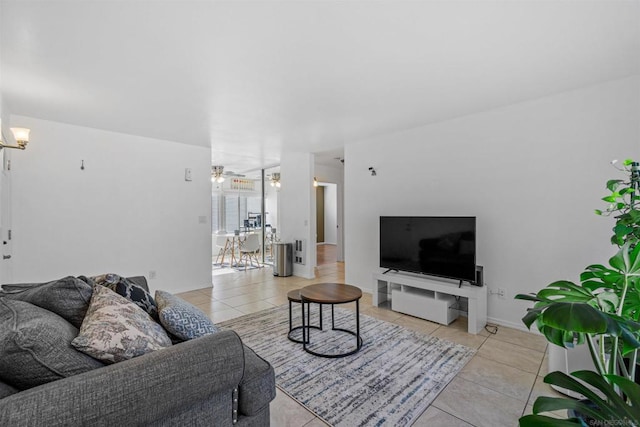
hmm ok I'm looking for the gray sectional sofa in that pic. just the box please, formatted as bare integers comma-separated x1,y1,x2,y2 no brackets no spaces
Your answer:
0,276,276,426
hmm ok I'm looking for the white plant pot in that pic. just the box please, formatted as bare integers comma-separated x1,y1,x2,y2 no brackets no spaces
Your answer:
548,343,596,398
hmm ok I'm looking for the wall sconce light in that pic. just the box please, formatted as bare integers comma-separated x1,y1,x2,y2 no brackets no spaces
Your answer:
211,165,225,183
313,177,318,187
270,172,281,188
0,128,31,150
369,167,377,176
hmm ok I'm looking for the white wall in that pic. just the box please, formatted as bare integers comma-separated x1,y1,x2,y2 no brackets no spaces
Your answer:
280,152,315,278
323,183,338,244
345,76,640,329
9,116,212,294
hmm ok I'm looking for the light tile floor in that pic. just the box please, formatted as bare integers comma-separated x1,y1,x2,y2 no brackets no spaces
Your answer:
178,262,563,427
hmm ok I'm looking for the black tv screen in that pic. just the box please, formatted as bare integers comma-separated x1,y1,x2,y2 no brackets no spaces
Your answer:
380,216,476,283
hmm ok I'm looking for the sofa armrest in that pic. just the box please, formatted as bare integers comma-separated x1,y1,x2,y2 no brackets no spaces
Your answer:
0,330,245,427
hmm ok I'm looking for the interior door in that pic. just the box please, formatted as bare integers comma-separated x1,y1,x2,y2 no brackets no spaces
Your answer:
0,149,12,284
316,186,325,243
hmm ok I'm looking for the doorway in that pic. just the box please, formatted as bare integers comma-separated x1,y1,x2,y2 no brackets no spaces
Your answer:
211,167,279,274
316,182,337,265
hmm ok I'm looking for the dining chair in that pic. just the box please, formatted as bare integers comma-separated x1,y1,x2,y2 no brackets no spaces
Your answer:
214,234,231,265
238,233,261,270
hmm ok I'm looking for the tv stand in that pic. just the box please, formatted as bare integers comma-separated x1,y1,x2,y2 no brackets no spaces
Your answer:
382,268,397,275
372,271,487,334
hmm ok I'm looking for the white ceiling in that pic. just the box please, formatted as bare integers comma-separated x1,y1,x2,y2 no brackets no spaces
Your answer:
1,1,639,173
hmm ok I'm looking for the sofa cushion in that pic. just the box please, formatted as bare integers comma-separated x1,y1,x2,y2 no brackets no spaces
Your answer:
93,273,158,319
0,276,92,328
238,345,276,416
72,285,172,363
0,381,18,399
0,299,105,390
0,281,45,292
155,290,219,341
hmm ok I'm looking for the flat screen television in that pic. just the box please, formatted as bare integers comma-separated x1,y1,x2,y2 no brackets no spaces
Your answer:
380,216,477,284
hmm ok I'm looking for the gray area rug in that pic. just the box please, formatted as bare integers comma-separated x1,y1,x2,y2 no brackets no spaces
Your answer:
219,304,475,426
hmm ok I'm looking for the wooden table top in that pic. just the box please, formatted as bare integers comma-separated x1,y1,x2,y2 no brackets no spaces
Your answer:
287,289,302,302
300,283,362,304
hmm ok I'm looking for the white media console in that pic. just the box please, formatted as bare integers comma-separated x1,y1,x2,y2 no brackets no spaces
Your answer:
372,271,487,334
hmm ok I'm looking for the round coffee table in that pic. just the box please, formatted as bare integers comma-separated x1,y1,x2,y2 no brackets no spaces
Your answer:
300,283,363,358
286,289,322,343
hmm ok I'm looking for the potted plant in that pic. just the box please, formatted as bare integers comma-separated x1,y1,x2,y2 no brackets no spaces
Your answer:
516,159,640,426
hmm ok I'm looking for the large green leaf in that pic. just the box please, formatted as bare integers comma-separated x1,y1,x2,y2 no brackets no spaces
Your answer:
539,325,585,348
615,224,635,241
612,320,640,353
629,209,640,221
580,280,612,293
542,372,611,414
606,374,640,421
546,281,595,297
519,414,581,426
611,248,627,272
571,371,639,420
595,291,619,313
515,293,542,303
521,308,542,330
629,248,640,276
537,289,594,302
532,396,606,421
582,265,623,286
607,179,624,191
623,292,640,320
541,303,608,334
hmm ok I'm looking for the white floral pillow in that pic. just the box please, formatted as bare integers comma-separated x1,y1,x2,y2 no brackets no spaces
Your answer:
71,285,172,363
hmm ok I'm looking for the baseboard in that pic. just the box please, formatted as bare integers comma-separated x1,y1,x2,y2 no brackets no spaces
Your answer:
486,316,541,334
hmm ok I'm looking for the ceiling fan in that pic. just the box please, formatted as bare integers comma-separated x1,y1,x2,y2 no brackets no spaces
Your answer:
211,165,246,183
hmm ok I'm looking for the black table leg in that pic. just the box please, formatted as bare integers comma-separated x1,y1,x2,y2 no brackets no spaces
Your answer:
356,299,360,349
301,298,363,358
301,300,306,346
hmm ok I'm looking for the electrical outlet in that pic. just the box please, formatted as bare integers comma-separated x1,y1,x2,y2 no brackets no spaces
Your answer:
149,270,157,279
490,287,506,298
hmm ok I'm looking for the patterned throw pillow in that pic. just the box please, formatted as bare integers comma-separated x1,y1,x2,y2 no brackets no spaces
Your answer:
92,273,158,320
0,299,104,389
71,285,172,364
155,290,219,341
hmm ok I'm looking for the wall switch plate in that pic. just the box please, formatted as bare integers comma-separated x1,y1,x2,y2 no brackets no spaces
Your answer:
184,168,192,181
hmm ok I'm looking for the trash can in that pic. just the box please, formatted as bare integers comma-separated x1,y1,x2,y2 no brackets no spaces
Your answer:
273,242,293,277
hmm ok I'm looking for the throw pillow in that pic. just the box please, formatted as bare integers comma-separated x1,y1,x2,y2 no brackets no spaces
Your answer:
71,285,171,363
0,299,105,390
93,273,158,320
0,276,93,328
155,290,219,341
0,280,46,292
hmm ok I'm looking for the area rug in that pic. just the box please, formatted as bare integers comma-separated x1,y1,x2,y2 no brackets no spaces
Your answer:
219,304,475,426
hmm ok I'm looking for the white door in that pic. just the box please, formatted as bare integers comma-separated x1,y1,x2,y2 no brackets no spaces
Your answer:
0,149,13,284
